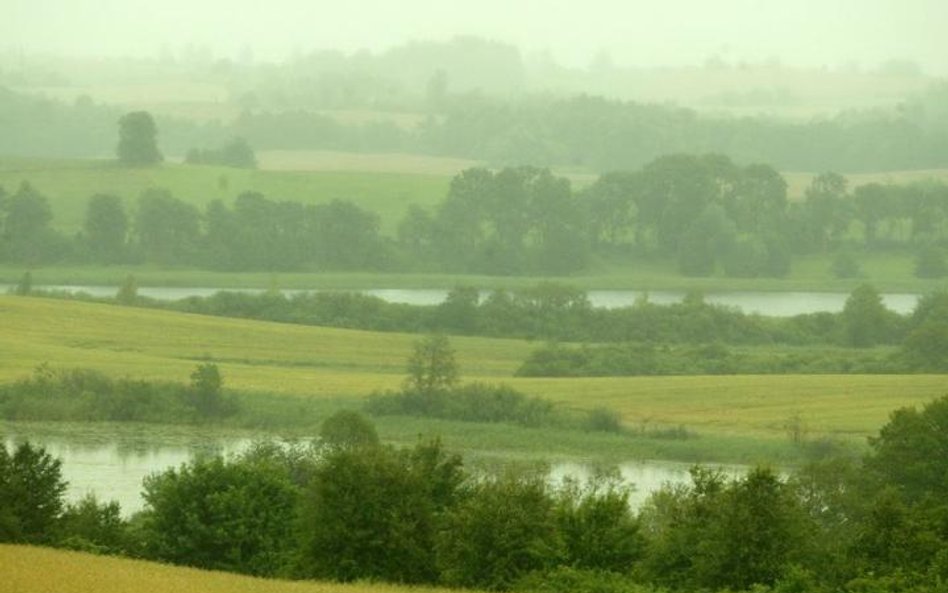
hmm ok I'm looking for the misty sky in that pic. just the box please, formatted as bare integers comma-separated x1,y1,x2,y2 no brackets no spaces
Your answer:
4,0,948,74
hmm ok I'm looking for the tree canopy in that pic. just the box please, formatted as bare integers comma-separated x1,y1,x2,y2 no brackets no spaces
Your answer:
116,111,162,166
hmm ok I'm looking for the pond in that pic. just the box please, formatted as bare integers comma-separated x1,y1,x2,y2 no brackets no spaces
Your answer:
1,422,744,515
1,284,922,316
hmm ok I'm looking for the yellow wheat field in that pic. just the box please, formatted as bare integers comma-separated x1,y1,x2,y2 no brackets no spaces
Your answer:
1,544,463,593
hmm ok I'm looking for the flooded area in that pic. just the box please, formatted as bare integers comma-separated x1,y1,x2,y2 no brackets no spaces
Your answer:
2,422,744,515
1,284,922,316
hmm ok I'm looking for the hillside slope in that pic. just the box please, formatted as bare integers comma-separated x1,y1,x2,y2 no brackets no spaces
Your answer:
1,544,461,593
1,295,944,439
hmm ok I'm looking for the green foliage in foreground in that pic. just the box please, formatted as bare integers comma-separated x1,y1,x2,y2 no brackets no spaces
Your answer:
141,454,299,576
4,394,948,592
0,441,66,543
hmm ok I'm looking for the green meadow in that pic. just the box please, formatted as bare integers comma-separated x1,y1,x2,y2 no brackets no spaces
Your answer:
0,158,451,235
2,249,947,294
2,295,944,461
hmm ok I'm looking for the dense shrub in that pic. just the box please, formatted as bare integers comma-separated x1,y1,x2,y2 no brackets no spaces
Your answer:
297,439,463,584
0,364,238,423
0,441,67,543
640,466,813,591
366,382,556,427
516,342,904,377
55,494,127,554
140,455,299,576
554,476,645,572
437,472,565,590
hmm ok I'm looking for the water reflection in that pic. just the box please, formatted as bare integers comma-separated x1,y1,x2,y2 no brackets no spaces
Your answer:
548,460,746,509
0,284,923,316
2,423,751,516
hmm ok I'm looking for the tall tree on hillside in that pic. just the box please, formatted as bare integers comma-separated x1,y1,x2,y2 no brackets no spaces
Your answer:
728,163,788,235
1,182,62,264
134,189,200,264
840,284,892,347
853,183,890,247
803,172,851,251
117,111,162,166
83,194,128,262
582,171,638,248
405,334,459,395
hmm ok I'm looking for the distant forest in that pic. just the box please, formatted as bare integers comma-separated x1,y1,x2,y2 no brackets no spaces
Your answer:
3,84,948,172
2,38,948,172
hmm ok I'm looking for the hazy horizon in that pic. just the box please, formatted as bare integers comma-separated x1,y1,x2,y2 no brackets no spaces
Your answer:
4,0,948,74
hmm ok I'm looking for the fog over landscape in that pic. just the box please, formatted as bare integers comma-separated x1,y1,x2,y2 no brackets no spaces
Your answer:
4,0,948,72
5,2,948,593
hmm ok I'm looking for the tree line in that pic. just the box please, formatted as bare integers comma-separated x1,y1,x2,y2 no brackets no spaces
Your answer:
5,154,948,277
3,394,948,593
36,281,942,374
0,184,388,271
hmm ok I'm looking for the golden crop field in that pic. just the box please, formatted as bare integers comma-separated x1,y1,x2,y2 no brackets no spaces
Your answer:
2,295,945,442
1,545,463,593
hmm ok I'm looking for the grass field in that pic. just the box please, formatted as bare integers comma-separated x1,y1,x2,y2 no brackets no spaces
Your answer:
0,158,451,235
2,544,461,593
3,248,948,294
256,150,480,175
0,296,527,395
2,295,944,450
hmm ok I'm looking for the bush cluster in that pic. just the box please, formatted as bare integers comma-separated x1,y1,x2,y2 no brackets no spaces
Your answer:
0,364,237,423
366,382,556,427
515,342,904,377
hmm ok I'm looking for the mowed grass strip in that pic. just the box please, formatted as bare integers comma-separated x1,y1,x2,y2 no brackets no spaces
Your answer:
1,544,463,593
0,158,450,234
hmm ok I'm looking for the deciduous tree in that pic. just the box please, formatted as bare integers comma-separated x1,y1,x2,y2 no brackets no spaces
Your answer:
116,111,162,166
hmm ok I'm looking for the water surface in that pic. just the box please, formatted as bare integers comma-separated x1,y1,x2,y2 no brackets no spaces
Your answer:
2,422,744,515
1,284,922,316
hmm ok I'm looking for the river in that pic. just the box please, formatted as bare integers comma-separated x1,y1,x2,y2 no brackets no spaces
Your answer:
1,423,745,515
0,284,923,316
